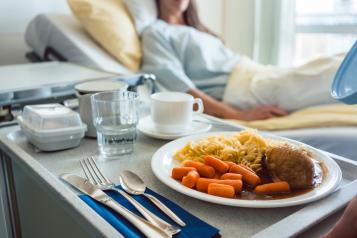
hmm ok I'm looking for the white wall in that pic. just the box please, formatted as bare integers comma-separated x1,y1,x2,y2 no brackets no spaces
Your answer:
0,0,70,65
196,0,224,36
197,0,256,57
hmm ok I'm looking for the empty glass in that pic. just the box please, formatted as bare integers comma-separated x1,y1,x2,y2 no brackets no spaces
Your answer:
91,91,139,158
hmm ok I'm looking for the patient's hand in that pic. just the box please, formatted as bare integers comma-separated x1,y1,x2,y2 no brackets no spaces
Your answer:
234,105,288,121
187,88,288,121
322,195,357,238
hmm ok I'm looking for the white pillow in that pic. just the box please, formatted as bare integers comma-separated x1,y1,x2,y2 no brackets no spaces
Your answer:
124,0,158,34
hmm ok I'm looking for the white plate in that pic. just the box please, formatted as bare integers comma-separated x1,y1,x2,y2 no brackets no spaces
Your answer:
151,131,342,208
137,116,212,140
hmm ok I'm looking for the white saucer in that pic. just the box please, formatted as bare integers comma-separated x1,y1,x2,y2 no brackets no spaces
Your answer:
137,116,212,140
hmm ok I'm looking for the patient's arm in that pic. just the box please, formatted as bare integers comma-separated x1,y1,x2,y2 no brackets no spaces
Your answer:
188,89,288,121
322,195,357,238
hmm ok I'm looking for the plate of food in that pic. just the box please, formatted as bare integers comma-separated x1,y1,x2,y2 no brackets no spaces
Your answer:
151,130,342,208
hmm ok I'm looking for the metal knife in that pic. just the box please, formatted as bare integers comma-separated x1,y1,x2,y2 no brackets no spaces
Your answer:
60,173,171,238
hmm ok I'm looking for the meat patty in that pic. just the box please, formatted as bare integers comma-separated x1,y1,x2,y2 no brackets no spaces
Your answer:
265,143,315,189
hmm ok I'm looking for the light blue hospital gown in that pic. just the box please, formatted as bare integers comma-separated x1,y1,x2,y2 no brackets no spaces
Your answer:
141,20,240,100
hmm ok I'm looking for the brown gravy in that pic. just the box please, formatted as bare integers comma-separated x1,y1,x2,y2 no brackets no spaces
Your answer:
236,161,328,201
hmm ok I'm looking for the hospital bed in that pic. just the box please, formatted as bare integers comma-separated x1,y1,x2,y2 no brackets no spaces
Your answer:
25,13,357,159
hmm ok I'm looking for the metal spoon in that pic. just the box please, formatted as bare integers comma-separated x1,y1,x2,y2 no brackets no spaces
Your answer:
119,170,186,227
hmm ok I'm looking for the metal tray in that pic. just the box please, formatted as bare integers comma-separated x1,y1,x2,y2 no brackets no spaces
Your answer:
1,123,357,238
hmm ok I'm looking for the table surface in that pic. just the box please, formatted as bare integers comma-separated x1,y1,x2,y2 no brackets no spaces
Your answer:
0,120,350,238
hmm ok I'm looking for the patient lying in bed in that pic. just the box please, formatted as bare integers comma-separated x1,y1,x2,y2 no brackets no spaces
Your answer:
142,0,343,121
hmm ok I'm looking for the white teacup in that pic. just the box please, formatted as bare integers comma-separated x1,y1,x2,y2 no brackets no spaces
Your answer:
150,92,204,134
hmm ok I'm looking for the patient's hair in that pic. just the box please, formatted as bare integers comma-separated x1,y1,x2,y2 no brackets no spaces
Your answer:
156,0,218,38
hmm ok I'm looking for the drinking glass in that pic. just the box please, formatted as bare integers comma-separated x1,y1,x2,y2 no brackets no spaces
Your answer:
91,91,139,158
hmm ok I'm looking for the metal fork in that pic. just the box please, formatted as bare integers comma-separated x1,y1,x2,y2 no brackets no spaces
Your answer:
80,157,180,236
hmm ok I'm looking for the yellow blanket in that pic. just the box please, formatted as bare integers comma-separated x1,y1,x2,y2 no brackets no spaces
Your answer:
230,104,357,131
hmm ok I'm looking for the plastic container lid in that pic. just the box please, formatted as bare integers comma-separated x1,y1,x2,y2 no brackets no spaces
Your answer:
18,104,86,136
331,40,357,104
18,104,87,151
74,80,128,94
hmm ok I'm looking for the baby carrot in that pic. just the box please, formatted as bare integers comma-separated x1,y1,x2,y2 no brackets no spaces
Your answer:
182,160,215,178
224,161,237,170
196,178,243,193
229,164,261,187
181,171,200,188
254,181,290,195
239,164,255,173
171,167,197,180
222,179,243,193
220,173,243,180
196,178,220,192
204,155,229,173
208,183,235,198
198,165,216,178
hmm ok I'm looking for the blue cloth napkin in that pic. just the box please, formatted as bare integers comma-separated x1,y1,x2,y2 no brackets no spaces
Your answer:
79,185,220,238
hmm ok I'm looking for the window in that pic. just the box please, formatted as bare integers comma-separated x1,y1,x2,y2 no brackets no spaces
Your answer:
294,0,357,65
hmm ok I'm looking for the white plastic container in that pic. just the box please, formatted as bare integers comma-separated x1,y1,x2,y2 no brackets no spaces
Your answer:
17,104,87,151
